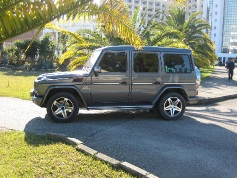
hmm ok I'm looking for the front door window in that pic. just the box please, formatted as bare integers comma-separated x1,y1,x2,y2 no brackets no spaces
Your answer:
91,51,129,103
99,52,127,72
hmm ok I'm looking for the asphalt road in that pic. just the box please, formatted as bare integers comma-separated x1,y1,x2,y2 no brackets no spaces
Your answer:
1,97,237,178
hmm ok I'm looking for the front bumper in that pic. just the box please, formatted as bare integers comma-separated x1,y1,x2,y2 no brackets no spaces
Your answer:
30,89,43,106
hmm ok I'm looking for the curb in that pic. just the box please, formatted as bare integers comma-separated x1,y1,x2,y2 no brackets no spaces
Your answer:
194,94,237,105
46,133,159,178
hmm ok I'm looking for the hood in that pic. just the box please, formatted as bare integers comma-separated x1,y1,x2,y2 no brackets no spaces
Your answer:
36,70,89,82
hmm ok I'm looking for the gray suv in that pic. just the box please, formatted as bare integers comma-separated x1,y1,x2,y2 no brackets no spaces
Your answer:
30,46,200,123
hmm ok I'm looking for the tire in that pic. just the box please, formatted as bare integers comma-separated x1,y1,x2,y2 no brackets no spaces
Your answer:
46,92,79,123
157,92,186,120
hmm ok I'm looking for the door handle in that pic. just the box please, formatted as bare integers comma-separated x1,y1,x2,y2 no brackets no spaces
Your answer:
120,81,128,85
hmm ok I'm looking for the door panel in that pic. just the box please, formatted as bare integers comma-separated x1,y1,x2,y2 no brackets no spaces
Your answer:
90,51,130,103
131,51,162,103
91,74,130,103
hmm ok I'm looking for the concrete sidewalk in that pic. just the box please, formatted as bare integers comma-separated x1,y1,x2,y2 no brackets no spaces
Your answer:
197,65,237,104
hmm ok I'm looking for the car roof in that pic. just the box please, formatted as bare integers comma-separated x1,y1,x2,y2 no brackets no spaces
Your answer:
96,45,191,53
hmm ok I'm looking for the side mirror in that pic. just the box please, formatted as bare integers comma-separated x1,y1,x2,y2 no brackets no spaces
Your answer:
94,66,101,76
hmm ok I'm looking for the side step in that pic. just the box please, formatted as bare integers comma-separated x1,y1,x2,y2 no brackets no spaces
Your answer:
88,105,154,110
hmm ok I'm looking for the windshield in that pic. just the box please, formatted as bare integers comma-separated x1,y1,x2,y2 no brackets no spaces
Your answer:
82,49,102,72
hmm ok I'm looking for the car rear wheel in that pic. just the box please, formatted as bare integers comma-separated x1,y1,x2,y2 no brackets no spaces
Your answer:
157,92,186,120
47,92,79,123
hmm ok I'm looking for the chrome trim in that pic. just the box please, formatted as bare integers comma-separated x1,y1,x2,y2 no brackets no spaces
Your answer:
92,83,120,85
163,83,195,85
47,78,71,81
132,83,153,85
42,82,84,85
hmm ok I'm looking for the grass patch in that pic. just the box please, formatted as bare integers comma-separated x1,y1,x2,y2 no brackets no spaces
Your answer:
200,66,215,80
0,68,43,100
0,131,135,178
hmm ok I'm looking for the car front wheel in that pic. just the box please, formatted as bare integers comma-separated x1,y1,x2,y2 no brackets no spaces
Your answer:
47,92,79,123
158,92,186,120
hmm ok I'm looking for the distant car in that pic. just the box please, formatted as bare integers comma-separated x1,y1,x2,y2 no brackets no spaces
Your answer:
30,45,200,123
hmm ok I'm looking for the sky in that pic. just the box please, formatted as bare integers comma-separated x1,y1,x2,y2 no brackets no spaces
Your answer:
93,0,101,5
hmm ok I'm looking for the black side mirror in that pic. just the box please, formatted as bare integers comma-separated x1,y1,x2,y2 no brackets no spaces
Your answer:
94,66,101,76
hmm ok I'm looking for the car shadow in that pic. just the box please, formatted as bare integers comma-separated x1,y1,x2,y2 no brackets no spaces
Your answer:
24,109,159,142
23,109,237,178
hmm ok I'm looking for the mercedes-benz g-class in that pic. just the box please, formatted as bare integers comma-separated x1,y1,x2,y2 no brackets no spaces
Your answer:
30,46,200,122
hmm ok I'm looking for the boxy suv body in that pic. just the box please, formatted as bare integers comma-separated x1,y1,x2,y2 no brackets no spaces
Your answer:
30,46,200,122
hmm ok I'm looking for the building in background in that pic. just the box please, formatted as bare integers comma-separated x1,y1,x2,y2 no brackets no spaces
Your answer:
124,0,237,63
4,29,42,46
187,0,204,18
124,0,171,23
203,0,237,63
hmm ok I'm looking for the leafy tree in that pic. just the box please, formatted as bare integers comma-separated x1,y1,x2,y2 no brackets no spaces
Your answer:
38,34,56,69
15,40,39,61
2,45,22,66
2,35,56,69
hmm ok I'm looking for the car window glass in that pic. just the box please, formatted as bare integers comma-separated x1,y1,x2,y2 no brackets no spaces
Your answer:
133,52,159,73
99,51,127,72
164,54,192,73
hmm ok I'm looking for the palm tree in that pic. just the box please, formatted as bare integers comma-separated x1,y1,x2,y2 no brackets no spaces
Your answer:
52,28,101,70
44,0,145,70
46,25,128,70
152,6,217,67
0,0,142,48
130,6,161,46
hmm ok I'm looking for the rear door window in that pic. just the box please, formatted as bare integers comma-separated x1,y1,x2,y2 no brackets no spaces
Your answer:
133,52,159,73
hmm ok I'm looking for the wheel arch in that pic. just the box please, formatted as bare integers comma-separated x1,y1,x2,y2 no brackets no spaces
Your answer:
152,85,188,107
41,86,87,108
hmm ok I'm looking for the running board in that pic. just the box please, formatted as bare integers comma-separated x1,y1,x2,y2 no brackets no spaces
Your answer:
88,105,154,110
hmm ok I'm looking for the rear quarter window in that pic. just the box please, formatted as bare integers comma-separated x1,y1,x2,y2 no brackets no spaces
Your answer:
163,54,192,73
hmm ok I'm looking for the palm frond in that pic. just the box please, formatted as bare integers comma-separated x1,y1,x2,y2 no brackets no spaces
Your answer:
0,0,92,43
45,23,86,44
66,0,143,48
68,55,89,70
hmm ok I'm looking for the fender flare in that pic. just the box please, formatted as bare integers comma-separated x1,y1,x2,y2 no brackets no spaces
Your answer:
152,85,188,106
41,85,88,108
